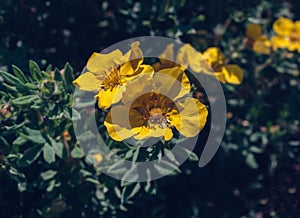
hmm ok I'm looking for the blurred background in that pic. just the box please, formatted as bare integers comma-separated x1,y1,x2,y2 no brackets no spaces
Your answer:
1,0,300,217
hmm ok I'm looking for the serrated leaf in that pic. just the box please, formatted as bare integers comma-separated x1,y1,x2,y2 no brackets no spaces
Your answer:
17,144,44,167
43,143,55,164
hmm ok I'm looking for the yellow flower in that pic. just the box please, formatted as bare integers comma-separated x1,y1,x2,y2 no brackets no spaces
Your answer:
245,24,272,55
152,44,179,71
155,43,243,84
73,41,152,109
202,47,243,85
271,17,300,53
176,44,210,73
104,67,208,141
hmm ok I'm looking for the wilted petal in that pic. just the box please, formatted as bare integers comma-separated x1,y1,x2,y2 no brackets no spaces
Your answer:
246,24,262,40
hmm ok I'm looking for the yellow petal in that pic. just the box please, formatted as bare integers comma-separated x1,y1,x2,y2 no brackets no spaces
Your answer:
202,47,226,68
158,44,176,69
246,24,262,40
221,65,244,85
294,21,300,35
176,44,209,73
288,41,300,52
73,72,102,91
95,87,122,109
273,17,294,36
104,106,136,141
122,73,155,105
214,72,227,83
120,64,154,84
154,67,190,100
120,41,143,75
87,50,122,74
163,128,173,141
271,35,290,49
169,98,208,137
134,126,165,140
253,40,271,55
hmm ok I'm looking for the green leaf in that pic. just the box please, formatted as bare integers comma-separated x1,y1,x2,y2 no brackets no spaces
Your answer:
6,165,26,183
71,146,85,158
154,160,181,176
12,95,39,106
41,170,58,180
246,153,259,169
64,63,74,91
21,128,46,144
121,182,141,203
249,146,263,154
52,141,67,159
122,165,139,182
0,70,25,86
17,144,44,167
54,68,63,82
43,143,55,164
12,136,27,147
12,65,29,83
107,159,128,175
29,60,42,81
76,131,95,143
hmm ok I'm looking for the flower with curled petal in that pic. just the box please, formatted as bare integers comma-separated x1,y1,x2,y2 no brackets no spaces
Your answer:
104,66,208,141
271,17,300,53
73,41,152,109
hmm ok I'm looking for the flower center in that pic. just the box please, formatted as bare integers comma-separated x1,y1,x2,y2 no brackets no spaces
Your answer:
102,68,121,90
148,108,169,129
130,92,176,130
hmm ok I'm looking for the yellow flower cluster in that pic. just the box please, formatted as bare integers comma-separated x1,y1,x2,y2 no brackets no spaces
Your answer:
73,41,243,141
246,17,300,54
